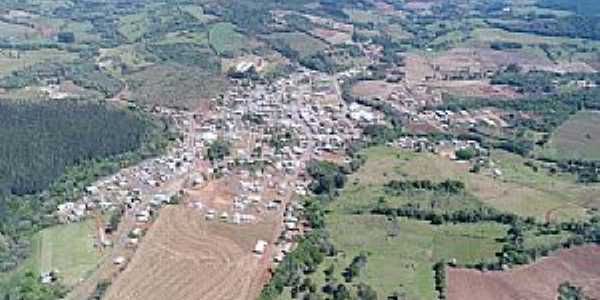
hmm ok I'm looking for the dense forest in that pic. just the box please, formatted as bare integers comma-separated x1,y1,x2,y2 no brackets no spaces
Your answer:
0,101,165,272
0,101,147,196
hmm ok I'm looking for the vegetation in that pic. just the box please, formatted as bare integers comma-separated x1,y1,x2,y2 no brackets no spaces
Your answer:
306,160,347,196
33,220,102,286
206,139,231,163
538,111,600,161
557,281,587,300
0,100,169,274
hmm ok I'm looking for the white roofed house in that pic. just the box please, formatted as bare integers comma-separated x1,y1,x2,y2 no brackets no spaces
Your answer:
254,240,268,254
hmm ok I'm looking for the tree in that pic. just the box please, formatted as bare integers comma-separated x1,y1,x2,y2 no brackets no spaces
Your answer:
455,147,476,160
557,281,586,300
57,32,75,43
357,283,378,300
206,139,231,162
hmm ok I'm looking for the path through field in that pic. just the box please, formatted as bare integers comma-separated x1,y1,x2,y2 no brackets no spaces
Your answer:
104,205,272,300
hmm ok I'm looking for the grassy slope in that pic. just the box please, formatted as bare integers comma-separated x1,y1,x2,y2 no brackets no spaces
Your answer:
209,22,248,56
34,219,102,286
265,32,328,58
539,111,600,161
324,214,505,299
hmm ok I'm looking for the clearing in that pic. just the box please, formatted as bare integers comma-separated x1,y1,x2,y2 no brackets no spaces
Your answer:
32,219,102,287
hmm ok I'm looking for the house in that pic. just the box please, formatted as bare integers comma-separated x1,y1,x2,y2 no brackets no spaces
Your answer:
254,240,268,254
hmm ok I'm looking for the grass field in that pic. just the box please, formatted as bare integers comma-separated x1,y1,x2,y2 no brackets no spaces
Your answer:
265,32,328,58
538,111,600,161
345,146,596,221
280,145,600,298
208,22,248,56
286,214,506,299
125,64,228,109
181,5,217,23
31,219,101,287
0,49,78,78
0,21,37,40
118,13,149,42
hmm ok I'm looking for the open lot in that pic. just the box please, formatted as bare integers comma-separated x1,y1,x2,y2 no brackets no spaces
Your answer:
538,111,600,161
448,245,600,300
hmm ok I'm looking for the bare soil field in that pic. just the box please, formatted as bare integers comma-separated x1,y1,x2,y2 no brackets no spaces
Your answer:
104,205,277,300
448,245,600,300
351,80,397,100
431,80,520,99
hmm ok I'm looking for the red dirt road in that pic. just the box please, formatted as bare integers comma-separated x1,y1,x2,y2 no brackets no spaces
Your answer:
448,245,600,300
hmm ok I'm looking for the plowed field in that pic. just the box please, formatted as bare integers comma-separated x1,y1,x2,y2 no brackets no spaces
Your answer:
104,205,276,300
448,245,600,300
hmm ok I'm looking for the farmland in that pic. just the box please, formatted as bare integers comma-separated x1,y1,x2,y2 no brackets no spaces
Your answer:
338,146,596,222
0,0,599,299
448,245,600,300
208,22,249,57
271,144,600,299
264,32,328,58
104,205,275,300
538,111,600,161
322,215,505,299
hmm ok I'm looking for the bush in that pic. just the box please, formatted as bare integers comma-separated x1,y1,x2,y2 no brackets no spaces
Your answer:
455,148,476,160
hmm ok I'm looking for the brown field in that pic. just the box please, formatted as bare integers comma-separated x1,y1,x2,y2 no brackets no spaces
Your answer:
431,80,520,99
104,205,277,300
310,28,351,45
351,80,397,100
448,245,600,300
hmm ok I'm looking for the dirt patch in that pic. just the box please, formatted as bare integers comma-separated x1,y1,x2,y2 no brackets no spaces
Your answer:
431,80,520,99
351,80,397,100
104,205,277,300
448,245,600,300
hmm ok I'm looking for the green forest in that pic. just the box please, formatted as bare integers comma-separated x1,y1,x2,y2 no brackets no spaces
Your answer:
0,101,167,275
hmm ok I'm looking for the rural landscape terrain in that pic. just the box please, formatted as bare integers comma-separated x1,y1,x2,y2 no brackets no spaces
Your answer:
0,0,599,299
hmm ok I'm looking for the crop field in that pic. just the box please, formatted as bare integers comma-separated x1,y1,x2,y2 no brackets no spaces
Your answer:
538,111,600,161
104,206,276,300
448,245,600,300
208,22,249,56
265,32,328,58
31,219,102,287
